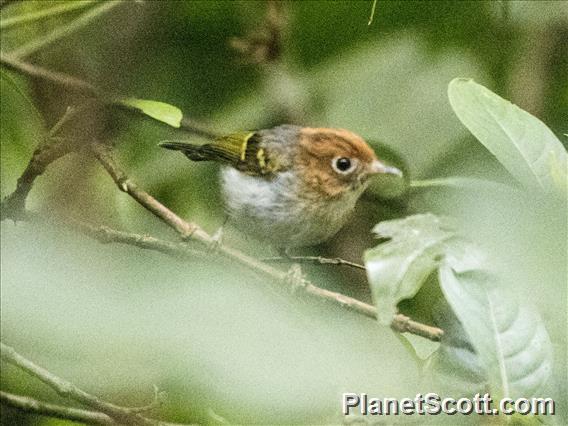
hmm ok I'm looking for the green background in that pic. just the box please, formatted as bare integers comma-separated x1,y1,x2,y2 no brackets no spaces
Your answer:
1,1,566,424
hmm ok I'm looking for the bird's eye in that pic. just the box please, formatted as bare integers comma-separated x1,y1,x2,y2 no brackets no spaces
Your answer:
332,157,356,174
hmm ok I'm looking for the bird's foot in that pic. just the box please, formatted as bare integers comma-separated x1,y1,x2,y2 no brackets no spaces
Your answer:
207,226,224,254
278,247,292,259
284,263,305,293
261,247,292,263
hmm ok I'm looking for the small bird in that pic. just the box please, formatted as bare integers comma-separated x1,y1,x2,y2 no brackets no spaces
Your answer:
160,125,402,249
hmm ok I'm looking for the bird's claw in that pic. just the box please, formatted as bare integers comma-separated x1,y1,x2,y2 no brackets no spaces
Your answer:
285,263,305,293
207,227,224,254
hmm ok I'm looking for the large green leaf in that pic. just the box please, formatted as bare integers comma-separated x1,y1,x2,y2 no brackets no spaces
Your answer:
448,78,567,196
423,302,486,397
364,214,483,324
118,98,183,128
366,213,553,403
439,266,553,400
0,221,420,424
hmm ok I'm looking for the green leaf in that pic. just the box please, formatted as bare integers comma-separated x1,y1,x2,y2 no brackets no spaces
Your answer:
367,213,553,402
1,70,44,197
439,267,553,400
0,69,43,123
364,214,483,324
423,302,486,396
118,98,183,128
1,221,421,424
448,78,567,196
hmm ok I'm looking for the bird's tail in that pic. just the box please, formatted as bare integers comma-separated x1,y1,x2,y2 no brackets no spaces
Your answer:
159,131,258,168
159,141,230,162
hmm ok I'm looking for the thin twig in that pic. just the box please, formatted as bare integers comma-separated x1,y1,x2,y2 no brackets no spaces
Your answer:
4,211,206,269
90,141,443,342
48,105,80,137
0,1,96,30
10,1,123,58
368,0,378,26
90,142,203,240
0,53,101,95
0,55,443,341
0,53,219,139
67,218,205,261
2,152,443,343
263,256,366,271
0,106,81,220
0,139,70,219
391,314,444,342
0,343,194,425
0,391,115,425
0,342,167,425
121,386,166,415
13,210,444,341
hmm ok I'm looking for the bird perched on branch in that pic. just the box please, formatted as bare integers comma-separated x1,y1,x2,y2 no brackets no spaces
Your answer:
160,125,402,249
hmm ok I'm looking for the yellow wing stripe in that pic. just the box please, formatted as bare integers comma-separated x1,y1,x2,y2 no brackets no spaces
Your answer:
256,148,266,169
240,132,255,161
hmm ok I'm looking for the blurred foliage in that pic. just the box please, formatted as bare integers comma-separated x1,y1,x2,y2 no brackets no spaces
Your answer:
1,1,567,424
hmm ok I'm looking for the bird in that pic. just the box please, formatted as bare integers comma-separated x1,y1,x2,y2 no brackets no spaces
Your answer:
159,125,402,249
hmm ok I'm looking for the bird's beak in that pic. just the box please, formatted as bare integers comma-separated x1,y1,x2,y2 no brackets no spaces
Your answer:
369,160,403,177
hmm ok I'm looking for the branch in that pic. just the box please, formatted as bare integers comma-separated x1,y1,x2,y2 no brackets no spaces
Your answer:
263,255,366,271
0,53,219,139
90,142,204,240
0,343,190,426
0,65,442,341
0,1,96,30
0,113,442,341
10,1,123,58
2,196,207,268
90,141,443,342
22,207,443,341
5,208,207,273
368,0,378,26
0,53,100,95
68,218,205,261
0,391,114,425
0,140,70,220
0,107,79,221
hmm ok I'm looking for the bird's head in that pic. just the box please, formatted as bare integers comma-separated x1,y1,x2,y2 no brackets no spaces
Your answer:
294,127,402,198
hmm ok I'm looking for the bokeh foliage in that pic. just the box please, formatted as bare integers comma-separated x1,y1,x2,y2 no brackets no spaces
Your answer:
1,1,566,424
